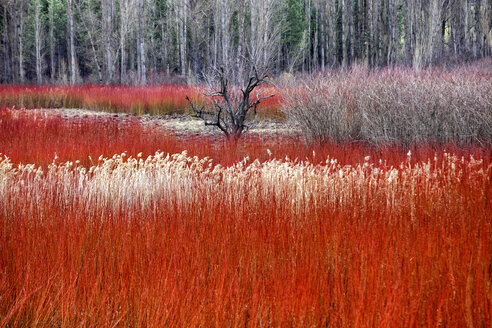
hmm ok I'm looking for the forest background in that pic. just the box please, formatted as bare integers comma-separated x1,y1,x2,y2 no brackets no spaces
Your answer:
1,0,491,85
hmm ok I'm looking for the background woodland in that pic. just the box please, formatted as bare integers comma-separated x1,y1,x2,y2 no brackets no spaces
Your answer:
1,0,491,85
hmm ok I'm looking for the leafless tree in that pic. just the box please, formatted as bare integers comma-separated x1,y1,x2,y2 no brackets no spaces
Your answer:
186,67,274,140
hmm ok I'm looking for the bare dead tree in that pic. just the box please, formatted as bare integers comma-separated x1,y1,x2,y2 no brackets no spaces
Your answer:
186,67,274,140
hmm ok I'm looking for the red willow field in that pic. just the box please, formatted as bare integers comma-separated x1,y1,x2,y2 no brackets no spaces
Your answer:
0,84,281,118
0,77,491,326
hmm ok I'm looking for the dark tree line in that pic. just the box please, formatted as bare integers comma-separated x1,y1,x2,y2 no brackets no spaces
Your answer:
1,0,490,85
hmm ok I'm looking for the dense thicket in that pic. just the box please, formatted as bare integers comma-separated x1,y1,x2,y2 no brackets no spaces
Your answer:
282,61,492,146
0,0,491,84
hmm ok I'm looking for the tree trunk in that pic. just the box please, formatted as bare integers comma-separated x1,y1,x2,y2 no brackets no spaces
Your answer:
377,0,382,65
463,0,469,53
236,6,245,75
161,13,169,75
179,0,187,77
482,0,491,56
220,0,227,68
353,0,361,61
35,0,42,84
320,5,326,71
312,3,319,70
17,1,25,84
250,0,255,65
412,0,424,70
49,0,55,81
473,0,481,58
367,0,374,66
427,0,442,65
3,5,12,82
387,0,395,65
328,0,337,65
405,0,413,62
130,29,135,76
120,0,127,84
137,0,146,85
347,0,353,65
68,0,76,84
103,0,114,83
306,0,311,71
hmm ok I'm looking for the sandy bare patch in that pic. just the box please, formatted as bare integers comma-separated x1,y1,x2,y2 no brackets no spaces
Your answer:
10,107,298,138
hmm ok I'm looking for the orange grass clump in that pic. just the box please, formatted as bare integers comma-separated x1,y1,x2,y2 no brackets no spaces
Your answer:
0,108,491,327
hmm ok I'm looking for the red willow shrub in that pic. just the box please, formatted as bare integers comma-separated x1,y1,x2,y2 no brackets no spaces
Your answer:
1,107,489,168
0,146,490,327
0,84,282,117
0,84,199,115
1,107,491,327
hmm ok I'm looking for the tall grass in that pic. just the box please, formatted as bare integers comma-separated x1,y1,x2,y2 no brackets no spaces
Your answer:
282,61,492,146
0,84,199,115
0,106,491,326
0,149,490,327
0,84,281,117
2,106,488,168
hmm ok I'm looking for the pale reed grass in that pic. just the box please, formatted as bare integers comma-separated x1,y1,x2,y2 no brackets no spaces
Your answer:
0,151,489,222
1,151,490,326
